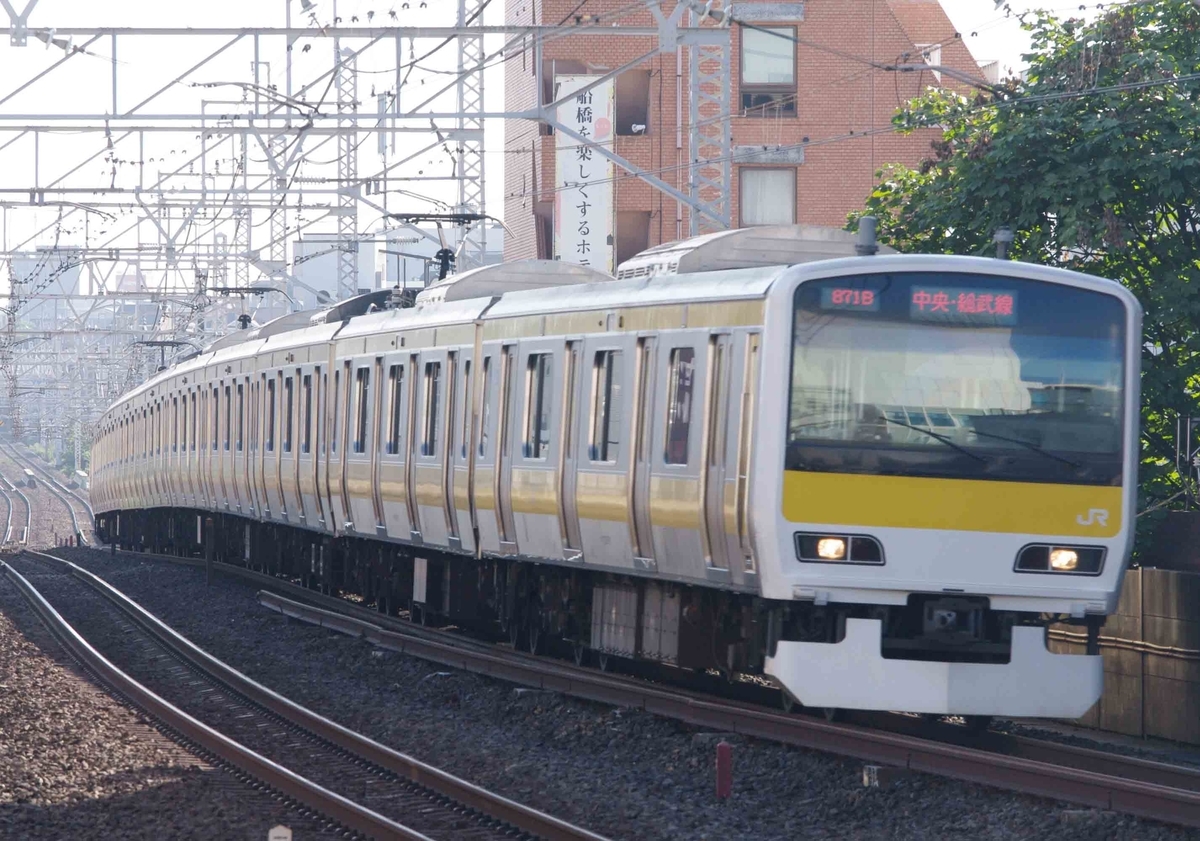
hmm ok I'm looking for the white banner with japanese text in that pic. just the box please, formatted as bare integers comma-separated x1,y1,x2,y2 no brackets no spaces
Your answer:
554,75,614,273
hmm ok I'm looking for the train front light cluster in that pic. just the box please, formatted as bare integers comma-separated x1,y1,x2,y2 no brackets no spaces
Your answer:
1015,544,1105,575
795,533,884,565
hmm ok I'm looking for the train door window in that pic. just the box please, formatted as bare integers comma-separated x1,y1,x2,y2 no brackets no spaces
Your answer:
224,386,232,451
283,376,294,453
236,384,245,452
387,364,404,454
212,387,219,451
422,361,441,456
707,340,727,468
190,392,197,452
590,350,623,462
352,367,370,454
478,356,492,457
266,379,276,452
302,374,313,454
173,397,179,452
564,346,579,456
524,353,553,459
664,348,696,465
331,369,340,454
181,395,188,452
459,360,472,459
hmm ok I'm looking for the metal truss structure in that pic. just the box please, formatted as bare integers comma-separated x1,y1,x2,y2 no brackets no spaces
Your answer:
0,0,731,470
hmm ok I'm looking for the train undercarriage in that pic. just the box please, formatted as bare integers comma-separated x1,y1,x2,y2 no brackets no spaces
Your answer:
95,507,1100,716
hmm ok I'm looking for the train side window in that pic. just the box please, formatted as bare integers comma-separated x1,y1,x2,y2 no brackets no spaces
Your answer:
664,348,696,465
478,357,492,457
266,379,276,452
302,374,313,454
422,361,441,456
224,386,232,451
284,376,294,454
236,383,245,452
331,369,340,454
212,387,219,451
353,367,370,454
181,395,188,452
524,353,553,459
173,397,179,452
190,392,197,452
590,350,623,462
459,359,472,459
387,364,404,454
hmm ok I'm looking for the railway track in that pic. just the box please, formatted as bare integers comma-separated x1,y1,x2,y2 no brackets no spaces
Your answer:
75,544,1200,830
0,470,32,545
2,444,92,545
8,549,609,841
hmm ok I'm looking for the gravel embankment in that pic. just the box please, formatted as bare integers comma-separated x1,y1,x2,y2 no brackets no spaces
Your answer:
53,546,1200,841
0,572,333,840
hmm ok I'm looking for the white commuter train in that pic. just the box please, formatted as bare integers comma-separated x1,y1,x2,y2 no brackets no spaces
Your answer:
91,226,1142,717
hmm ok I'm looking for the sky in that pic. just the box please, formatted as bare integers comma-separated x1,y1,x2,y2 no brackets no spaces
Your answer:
0,0,1121,255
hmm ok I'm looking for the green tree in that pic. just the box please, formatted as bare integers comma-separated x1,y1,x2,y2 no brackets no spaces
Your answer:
858,0,1200,523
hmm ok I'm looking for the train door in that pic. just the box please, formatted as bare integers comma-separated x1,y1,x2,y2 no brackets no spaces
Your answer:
725,333,760,577
369,357,387,535
559,342,584,560
473,351,501,552
328,360,351,533
220,382,233,511
494,344,518,554
510,340,564,560
630,336,659,568
263,373,281,519
449,349,474,552
378,352,413,540
297,366,322,528
343,359,377,535
279,370,301,521
319,367,332,530
188,389,199,508
410,348,453,547
234,379,247,513
702,333,734,572
249,378,263,517
573,336,638,571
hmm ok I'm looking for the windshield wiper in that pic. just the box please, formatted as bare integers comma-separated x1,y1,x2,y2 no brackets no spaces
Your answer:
881,417,987,464
965,428,1082,470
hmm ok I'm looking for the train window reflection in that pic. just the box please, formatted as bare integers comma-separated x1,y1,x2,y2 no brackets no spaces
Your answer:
525,353,553,459
664,347,696,465
422,362,441,456
590,350,623,462
789,272,1126,485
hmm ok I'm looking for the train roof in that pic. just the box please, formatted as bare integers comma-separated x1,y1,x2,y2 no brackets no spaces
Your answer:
614,225,896,280
415,259,613,305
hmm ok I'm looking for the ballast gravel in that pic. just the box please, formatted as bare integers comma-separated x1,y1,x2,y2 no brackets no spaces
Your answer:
55,547,1200,841
0,572,332,840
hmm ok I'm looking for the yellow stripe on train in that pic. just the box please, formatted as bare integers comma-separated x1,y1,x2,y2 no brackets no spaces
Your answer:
781,471,1123,538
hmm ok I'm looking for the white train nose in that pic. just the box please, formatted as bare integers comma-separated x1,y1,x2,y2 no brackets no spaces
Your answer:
765,618,1103,717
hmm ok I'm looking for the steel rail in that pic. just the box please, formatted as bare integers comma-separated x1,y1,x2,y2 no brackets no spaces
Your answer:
24,550,610,841
0,471,12,543
4,446,91,544
1,470,33,545
0,557,435,841
87,546,1200,828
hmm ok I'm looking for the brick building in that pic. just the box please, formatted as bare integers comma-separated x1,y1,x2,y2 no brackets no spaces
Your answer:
503,0,990,269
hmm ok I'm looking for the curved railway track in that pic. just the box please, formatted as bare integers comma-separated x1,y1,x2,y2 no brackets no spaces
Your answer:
2,445,92,545
76,545,1200,830
0,469,32,545
8,549,609,841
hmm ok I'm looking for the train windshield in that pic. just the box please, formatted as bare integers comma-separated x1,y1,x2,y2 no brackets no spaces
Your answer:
788,271,1126,485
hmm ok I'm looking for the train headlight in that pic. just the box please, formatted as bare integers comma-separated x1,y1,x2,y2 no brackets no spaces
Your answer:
1049,548,1079,571
817,538,847,560
1015,544,1104,575
795,533,884,565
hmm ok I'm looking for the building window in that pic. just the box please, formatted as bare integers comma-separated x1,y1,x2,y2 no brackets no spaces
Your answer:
525,353,553,459
740,167,796,226
590,350,622,462
664,348,696,465
740,26,796,117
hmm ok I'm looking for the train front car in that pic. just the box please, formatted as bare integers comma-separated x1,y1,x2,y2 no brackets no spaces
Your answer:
757,256,1141,718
